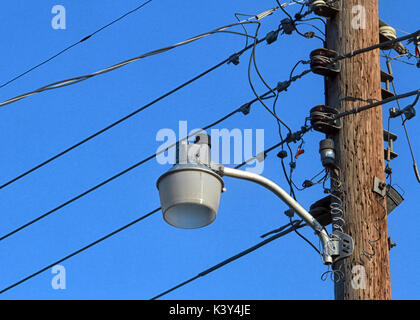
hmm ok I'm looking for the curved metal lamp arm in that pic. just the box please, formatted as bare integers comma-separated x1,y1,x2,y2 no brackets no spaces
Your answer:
220,166,333,265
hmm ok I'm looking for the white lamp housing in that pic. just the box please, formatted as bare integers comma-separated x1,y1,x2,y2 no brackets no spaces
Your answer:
157,164,224,229
156,134,224,229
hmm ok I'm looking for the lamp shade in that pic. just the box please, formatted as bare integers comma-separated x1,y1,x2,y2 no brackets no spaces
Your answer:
157,164,224,229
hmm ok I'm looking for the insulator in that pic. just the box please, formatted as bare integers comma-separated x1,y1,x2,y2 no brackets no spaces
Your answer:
277,150,288,159
310,105,341,134
266,30,279,44
309,0,340,18
310,48,340,77
228,53,240,65
379,25,397,50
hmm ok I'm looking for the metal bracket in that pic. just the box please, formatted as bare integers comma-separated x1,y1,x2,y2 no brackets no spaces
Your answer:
373,176,387,197
328,231,354,262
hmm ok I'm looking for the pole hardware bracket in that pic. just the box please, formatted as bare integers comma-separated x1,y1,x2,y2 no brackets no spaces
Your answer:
373,176,387,197
310,48,340,77
310,105,341,134
327,230,354,262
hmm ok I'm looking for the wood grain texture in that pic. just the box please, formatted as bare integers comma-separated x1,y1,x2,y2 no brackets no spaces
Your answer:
325,0,391,300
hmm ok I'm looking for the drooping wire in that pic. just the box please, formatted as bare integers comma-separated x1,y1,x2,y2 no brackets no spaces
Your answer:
333,30,420,62
270,61,322,255
247,23,293,134
0,19,270,108
274,110,321,254
295,22,326,41
300,16,326,26
332,89,420,121
359,195,388,263
0,31,270,191
0,73,310,242
234,13,254,48
151,220,305,300
0,208,160,295
0,0,153,90
0,136,301,295
0,106,242,242
276,0,321,43
384,56,420,183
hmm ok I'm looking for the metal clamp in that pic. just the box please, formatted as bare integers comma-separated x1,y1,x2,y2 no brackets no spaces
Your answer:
327,231,354,262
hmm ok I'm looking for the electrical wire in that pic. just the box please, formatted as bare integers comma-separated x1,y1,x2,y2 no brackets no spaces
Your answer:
334,30,420,62
0,136,302,295
270,61,322,255
0,75,310,242
385,57,420,183
332,89,420,120
235,13,253,48
0,208,160,295
300,17,326,26
151,220,305,300
246,21,293,133
0,108,241,242
0,0,153,89
276,0,318,42
247,40,313,135
0,34,269,191
296,22,326,39
0,18,272,108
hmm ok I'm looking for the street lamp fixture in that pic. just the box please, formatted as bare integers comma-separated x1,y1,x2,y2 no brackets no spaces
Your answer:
157,134,353,265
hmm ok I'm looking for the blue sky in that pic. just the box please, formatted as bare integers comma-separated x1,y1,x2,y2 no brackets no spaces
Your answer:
0,0,419,300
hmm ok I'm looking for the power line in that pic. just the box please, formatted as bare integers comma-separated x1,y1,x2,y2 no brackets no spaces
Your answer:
0,3,315,191
0,0,153,90
151,220,305,300
0,88,276,242
0,39,260,190
0,13,279,107
384,57,420,183
0,65,312,242
0,136,303,295
0,207,160,295
334,30,420,62
332,89,420,120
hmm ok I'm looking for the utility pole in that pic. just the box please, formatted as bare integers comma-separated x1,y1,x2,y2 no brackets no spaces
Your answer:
325,0,392,299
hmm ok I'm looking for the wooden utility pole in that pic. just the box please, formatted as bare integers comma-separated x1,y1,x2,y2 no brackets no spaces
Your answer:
325,0,392,299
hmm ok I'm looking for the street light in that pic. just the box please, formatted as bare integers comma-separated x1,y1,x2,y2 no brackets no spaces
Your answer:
157,134,340,265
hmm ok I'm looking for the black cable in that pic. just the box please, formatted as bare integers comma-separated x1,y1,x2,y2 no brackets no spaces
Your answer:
0,39,262,191
333,89,420,120
0,85,284,242
0,207,160,295
0,0,153,89
277,0,318,42
300,17,326,26
247,26,297,134
334,30,420,62
272,86,321,255
151,220,305,300
0,137,300,295
235,13,253,48
386,58,420,183
296,22,326,36
0,21,265,108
